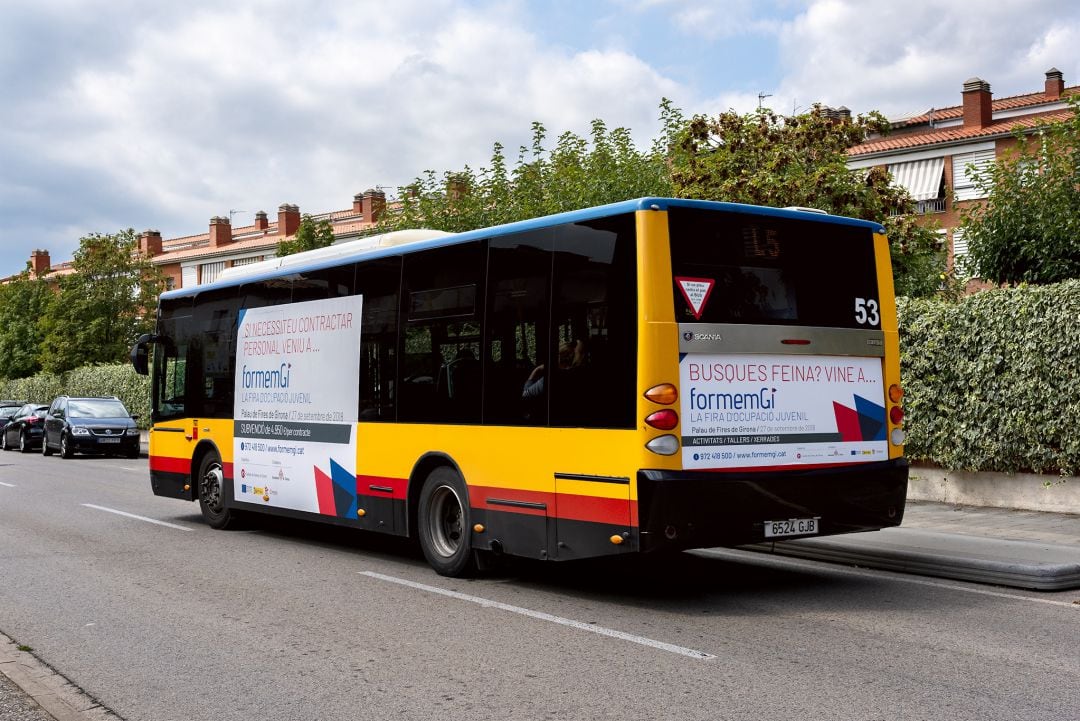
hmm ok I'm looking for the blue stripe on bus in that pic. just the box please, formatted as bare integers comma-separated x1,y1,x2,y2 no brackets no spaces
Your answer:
160,197,885,300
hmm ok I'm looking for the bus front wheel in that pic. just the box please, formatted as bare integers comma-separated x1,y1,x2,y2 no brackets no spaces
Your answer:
418,467,477,577
197,451,238,530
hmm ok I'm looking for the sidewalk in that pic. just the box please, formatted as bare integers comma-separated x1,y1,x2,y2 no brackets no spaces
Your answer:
749,500,1080,591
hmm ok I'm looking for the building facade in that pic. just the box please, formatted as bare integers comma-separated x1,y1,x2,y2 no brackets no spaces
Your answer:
19,189,388,288
847,68,1076,273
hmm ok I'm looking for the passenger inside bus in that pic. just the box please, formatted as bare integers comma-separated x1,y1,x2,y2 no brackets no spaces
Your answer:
522,339,585,399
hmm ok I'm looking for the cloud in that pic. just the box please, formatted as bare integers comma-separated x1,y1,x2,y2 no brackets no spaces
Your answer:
776,0,1080,117
0,0,681,276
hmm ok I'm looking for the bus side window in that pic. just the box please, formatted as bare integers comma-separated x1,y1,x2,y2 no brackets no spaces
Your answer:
357,257,401,421
399,242,485,424
484,229,553,426
191,286,241,419
550,217,637,429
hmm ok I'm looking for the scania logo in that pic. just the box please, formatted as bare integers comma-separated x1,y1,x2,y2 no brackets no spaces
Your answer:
683,331,694,342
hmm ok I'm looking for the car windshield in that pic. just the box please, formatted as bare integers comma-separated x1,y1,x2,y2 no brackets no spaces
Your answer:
0,407,20,419
69,400,129,418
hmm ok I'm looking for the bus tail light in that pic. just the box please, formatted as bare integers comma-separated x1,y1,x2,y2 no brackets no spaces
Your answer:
888,384,904,403
645,409,678,430
644,383,678,405
645,434,679,456
889,406,904,425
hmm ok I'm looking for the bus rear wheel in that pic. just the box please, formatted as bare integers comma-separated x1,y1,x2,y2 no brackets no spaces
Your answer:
197,451,238,529
418,467,477,577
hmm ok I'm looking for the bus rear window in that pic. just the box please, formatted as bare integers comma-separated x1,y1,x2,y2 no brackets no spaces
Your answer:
668,207,880,329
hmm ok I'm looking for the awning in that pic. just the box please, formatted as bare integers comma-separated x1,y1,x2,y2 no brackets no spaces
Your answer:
887,157,944,201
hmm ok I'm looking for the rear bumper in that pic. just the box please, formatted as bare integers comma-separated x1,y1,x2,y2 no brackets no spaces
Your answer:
71,435,139,453
636,458,908,553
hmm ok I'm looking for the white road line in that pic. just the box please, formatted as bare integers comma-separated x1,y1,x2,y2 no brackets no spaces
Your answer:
0,482,14,487
697,549,1080,609
81,504,193,532
359,571,716,660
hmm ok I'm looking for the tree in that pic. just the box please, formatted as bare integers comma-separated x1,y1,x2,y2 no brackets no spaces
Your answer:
39,229,165,374
0,267,52,379
379,119,672,233
958,97,1080,285
668,104,946,297
277,214,335,256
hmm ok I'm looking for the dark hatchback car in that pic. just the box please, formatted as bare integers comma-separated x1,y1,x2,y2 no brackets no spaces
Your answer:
1,404,49,452
42,396,140,459
0,401,26,434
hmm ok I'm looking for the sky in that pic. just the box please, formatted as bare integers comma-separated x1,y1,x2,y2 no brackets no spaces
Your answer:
2,0,1078,277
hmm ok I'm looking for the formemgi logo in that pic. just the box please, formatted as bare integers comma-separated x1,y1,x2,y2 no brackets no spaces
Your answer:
241,363,292,389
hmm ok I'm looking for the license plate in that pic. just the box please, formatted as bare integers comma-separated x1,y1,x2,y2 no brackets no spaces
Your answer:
97,437,121,444
764,517,819,538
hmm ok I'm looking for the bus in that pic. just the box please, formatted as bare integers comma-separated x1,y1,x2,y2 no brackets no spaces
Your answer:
131,198,908,576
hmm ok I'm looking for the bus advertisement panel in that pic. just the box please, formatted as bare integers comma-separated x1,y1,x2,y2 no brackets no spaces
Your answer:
232,295,364,515
679,353,888,470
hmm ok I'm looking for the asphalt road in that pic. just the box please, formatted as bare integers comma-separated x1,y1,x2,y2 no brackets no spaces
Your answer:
1,449,1077,721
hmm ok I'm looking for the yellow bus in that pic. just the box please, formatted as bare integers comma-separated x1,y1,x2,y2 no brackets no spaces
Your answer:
131,198,907,576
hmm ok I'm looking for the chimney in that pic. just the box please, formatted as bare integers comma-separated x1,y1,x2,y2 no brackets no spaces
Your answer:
962,77,993,129
447,177,468,202
209,216,232,248
139,229,162,257
30,249,50,277
254,210,269,231
1045,67,1064,99
353,193,364,214
278,203,300,237
361,188,386,223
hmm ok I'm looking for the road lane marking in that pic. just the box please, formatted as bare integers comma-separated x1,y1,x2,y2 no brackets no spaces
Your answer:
0,482,14,487
82,504,193,532
697,549,1080,609
359,571,716,660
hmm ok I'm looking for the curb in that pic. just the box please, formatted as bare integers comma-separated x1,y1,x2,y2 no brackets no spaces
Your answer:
0,635,118,721
745,528,1080,591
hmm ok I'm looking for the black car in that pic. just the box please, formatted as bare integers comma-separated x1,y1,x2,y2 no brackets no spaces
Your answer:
42,396,140,459
1,404,49,452
0,402,26,434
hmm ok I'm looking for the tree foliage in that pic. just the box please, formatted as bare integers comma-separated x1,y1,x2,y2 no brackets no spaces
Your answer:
379,119,672,233
0,267,52,379
959,97,1080,285
277,213,335,256
668,103,946,297
39,229,165,374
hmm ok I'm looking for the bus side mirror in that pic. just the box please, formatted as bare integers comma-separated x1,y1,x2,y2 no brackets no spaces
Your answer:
130,334,156,376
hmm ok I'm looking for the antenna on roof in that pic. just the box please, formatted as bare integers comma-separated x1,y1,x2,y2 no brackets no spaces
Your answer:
229,209,246,224
757,92,772,109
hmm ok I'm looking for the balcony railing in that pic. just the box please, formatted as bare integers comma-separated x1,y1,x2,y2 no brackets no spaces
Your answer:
890,197,947,216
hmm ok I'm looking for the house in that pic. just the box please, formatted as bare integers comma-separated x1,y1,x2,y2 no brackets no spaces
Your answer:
846,68,1076,273
19,189,389,288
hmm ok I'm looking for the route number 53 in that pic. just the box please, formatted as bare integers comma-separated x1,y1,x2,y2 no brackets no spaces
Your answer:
855,297,879,326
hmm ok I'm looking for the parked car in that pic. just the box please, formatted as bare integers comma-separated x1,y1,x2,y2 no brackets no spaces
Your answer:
42,396,140,459
0,401,26,434
1,404,49,452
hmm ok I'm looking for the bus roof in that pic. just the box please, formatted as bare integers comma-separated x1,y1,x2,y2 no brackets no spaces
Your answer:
161,197,886,300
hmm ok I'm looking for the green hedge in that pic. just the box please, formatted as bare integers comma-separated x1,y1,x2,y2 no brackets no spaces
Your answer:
0,365,150,428
898,279,1080,476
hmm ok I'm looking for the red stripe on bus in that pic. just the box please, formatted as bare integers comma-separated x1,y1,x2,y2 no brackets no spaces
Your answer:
470,485,637,526
149,455,191,475
356,475,408,500
556,494,637,526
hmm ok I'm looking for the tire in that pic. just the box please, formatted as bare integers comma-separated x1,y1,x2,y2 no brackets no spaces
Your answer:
1,431,8,451
127,446,140,460
42,433,53,456
19,430,31,453
60,433,74,459
197,451,238,529
417,467,477,577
